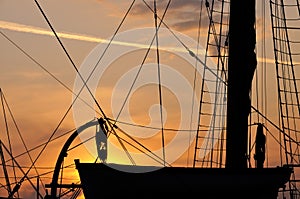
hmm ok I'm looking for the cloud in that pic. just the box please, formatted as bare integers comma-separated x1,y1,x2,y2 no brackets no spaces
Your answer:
172,20,200,31
132,0,201,14
131,0,210,31
0,20,106,43
0,20,202,54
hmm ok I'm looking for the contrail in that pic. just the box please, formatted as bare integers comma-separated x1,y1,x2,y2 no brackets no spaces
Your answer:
0,20,186,52
0,20,283,65
0,20,148,48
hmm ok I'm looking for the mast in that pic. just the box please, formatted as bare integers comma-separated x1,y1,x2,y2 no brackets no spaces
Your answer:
226,0,257,169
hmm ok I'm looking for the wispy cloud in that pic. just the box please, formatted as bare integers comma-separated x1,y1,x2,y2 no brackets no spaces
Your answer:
0,20,107,43
0,20,201,54
131,0,211,31
0,20,283,65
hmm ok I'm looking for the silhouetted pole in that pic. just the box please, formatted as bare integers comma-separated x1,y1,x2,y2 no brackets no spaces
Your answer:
37,177,39,199
226,0,257,169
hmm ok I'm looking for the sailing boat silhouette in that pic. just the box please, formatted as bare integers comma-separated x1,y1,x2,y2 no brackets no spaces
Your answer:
44,0,298,198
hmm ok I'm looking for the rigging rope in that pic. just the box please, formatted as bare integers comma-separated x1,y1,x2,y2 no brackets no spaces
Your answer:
270,0,300,168
107,118,203,132
0,91,15,196
261,0,269,166
116,127,172,167
1,91,47,193
66,121,172,167
5,128,75,164
153,0,166,167
188,0,204,167
111,0,171,126
9,98,73,197
0,142,44,198
204,0,228,81
24,1,139,187
0,31,102,117
1,1,177,190
104,0,172,167
193,0,229,168
33,0,108,123
208,0,226,167
142,0,227,86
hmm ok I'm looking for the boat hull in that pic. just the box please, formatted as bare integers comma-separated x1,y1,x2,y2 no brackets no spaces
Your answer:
75,160,292,199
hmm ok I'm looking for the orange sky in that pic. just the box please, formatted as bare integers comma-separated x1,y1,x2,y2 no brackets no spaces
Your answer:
0,0,299,198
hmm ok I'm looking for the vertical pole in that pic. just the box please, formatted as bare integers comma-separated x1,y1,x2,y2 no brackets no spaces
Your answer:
0,141,12,196
37,176,39,199
226,0,257,169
